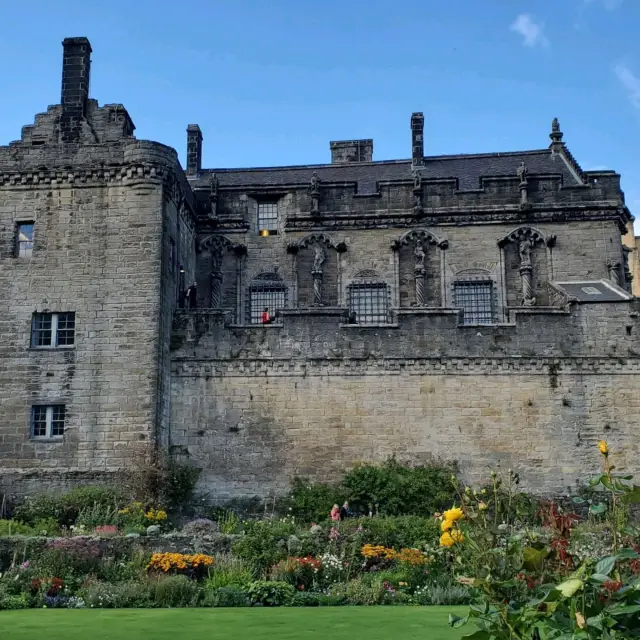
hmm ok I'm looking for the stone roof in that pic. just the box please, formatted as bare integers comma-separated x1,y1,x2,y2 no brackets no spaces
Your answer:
189,149,580,193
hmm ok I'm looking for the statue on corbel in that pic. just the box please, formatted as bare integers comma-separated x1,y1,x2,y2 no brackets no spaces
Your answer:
516,161,532,211
309,171,321,216
412,169,424,217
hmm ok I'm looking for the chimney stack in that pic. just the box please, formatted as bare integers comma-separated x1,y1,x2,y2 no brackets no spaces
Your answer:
411,112,424,166
60,37,92,142
186,125,203,175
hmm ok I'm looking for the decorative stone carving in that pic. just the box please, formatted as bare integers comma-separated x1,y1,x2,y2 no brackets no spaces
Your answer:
518,237,536,306
311,244,326,305
607,258,622,286
412,169,424,217
622,247,633,292
208,173,219,220
309,171,320,216
210,249,223,308
414,242,426,306
516,161,531,210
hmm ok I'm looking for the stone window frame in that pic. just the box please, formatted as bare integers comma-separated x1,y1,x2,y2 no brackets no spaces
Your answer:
30,312,76,348
31,404,66,440
346,270,392,325
247,272,288,324
451,269,498,325
257,201,279,235
15,221,35,258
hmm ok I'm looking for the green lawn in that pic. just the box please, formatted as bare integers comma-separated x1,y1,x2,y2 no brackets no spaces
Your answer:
0,607,468,639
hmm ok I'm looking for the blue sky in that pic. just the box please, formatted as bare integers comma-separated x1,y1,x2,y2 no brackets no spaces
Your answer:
1,0,639,226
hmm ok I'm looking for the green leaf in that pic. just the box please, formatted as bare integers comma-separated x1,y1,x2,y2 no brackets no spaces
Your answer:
556,578,584,598
594,556,616,576
461,631,491,640
589,573,612,583
523,546,550,571
608,605,640,616
615,548,640,560
589,473,607,487
625,486,640,503
572,496,586,504
589,503,607,515
449,614,470,629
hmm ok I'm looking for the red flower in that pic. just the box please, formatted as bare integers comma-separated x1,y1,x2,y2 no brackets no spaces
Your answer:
602,580,623,593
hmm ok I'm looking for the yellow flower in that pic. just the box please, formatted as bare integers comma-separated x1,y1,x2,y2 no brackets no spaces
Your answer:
598,440,609,455
440,530,464,548
478,501,488,511
155,510,167,521
441,518,453,532
443,507,464,523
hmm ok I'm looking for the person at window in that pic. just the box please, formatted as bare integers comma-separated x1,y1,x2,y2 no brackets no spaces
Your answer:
330,504,340,522
348,311,357,324
339,501,351,520
261,307,273,324
186,282,198,309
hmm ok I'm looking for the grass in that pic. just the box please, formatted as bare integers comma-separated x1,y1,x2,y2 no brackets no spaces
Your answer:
1,607,468,639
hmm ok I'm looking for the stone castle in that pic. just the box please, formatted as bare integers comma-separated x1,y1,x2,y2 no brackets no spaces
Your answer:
1,38,638,501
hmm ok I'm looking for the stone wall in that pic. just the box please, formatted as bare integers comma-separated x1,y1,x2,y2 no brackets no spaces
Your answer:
169,301,640,500
0,137,192,491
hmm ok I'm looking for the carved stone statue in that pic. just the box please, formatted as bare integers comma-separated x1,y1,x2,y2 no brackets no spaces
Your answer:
310,171,320,195
312,244,326,272
607,258,621,286
412,169,422,192
414,242,426,270
552,117,560,134
516,161,528,185
209,172,219,196
519,238,533,267
518,237,536,306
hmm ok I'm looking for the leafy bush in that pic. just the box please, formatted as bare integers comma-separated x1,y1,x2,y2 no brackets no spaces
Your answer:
291,591,320,606
202,585,251,607
328,578,386,605
206,554,253,589
411,581,473,605
34,538,102,578
76,503,120,530
152,575,201,608
14,486,125,527
247,580,295,606
0,517,62,537
342,458,458,516
232,520,296,576
285,479,344,523
0,585,29,610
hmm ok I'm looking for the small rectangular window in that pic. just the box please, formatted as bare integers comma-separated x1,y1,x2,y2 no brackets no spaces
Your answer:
249,287,286,324
349,283,389,325
31,312,76,348
454,281,494,324
16,222,34,258
31,404,66,439
257,202,278,235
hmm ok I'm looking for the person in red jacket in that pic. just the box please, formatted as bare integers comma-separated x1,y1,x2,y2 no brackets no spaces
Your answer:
261,307,272,324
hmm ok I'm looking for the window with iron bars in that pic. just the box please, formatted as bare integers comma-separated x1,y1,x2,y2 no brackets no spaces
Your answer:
16,222,34,258
248,280,287,324
348,282,389,324
31,404,66,438
31,312,76,348
453,280,494,324
257,202,279,234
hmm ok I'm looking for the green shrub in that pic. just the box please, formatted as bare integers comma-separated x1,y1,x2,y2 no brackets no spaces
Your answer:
159,462,201,512
14,486,125,527
205,554,253,589
75,503,120,530
202,585,251,607
247,580,295,606
0,520,34,536
79,580,118,608
285,478,344,523
328,578,386,605
350,515,440,548
291,591,320,606
342,458,458,516
232,520,296,576
0,585,29,610
152,575,201,608
33,538,102,578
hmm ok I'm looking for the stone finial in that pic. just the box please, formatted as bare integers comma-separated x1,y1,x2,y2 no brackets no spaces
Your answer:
411,112,424,166
550,117,563,144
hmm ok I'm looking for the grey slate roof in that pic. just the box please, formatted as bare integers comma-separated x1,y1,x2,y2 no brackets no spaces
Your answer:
189,149,579,193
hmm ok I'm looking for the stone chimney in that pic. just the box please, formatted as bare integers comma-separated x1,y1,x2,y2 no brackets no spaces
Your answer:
411,112,424,166
60,37,92,142
330,139,373,164
186,125,203,175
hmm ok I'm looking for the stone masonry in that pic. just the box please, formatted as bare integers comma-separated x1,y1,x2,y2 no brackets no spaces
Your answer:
0,38,637,500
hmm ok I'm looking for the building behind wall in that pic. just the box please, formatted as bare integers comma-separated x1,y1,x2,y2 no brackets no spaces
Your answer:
1,38,638,500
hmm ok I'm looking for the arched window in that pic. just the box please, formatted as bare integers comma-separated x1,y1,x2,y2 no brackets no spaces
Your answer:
248,272,287,324
347,270,389,325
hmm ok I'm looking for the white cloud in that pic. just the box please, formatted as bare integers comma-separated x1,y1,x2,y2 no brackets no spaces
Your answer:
510,14,549,48
584,0,623,9
614,63,640,109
